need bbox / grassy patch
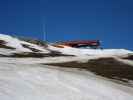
[21,44,42,52]
[123,55,133,60]
[4,52,74,58]
[46,58,133,82]
[19,37,48,47]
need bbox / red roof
[58,40,100,46]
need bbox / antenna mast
[43,24,46,41]
[42,17,47,41]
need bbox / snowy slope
[48,45,133,58]
[0,58,133,100]
[0,34,31,52]
[0,33,133,58]
[0,34,49,55]
[0,34,133,100]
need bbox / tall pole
[42,16,47,41]
[43,23,47,41]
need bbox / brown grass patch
[46,58,133,82]
[123,55,133,60]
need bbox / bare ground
[45,58,133,83]
[123,55,133,60]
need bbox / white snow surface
[48,45,133,57]
[0,34,49,54]
[0,58,133,100]
[0,34,31,52]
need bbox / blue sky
[0,0,133,50]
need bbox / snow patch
[0,59,133,100]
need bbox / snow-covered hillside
[0,58,133,100]
[0,33,133,58]
[0,34,50,56]
[0,33,133,100]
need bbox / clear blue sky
[0,0,133,50]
